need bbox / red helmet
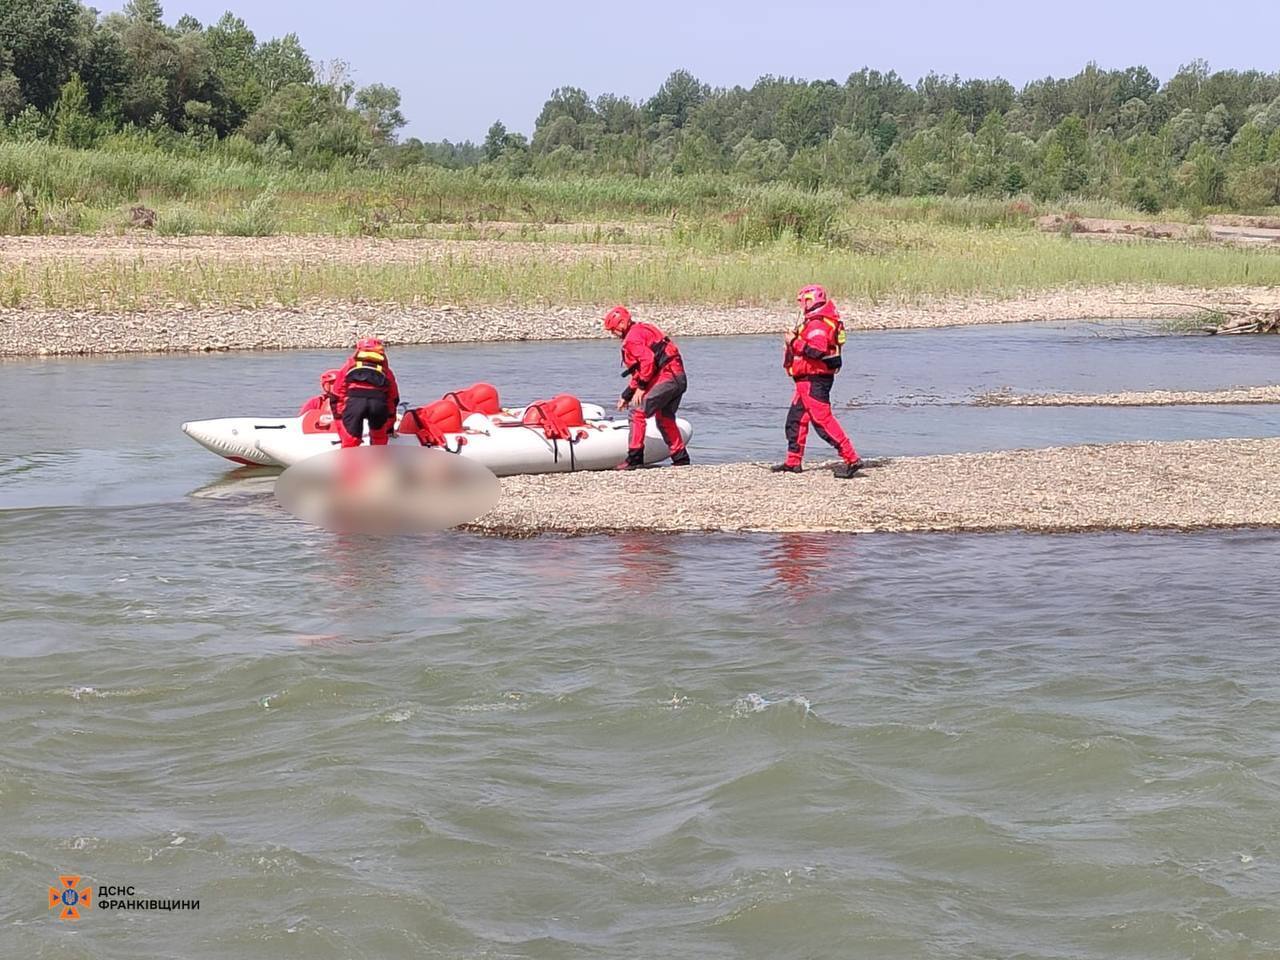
[603,305,632,334]
[354,337,387,363]
[796,284,829,317]
[320,368,340,390]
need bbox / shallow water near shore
[3,321,1280,958]
[3,320,1280,510]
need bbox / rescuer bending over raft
[332,338,401,448]
[772,285,864,479]
[603,306,691,470]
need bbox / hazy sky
[97,0,1280,142]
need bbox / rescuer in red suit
[332,338,400,447]
[603,306,690,470]
[772,285,863,479]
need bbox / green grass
[0,140,1219,243]
[7,231,1280,311]
[2,141,1276,311]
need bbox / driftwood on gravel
[1038,214,1280,246]
[1204,309,1280,335]
[1136,298,1280,334]
[129,205,157,229]
[1169,301,1280,334]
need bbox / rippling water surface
[2,322,1279,958]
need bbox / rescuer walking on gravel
[772,285,863,479]
[603,306,690,470]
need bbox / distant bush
[225,186,279,236]
[156,205,203,236]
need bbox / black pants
[341,392,391,445]
[783,375,857,465]
[625,373,689,464]
[643,373,687,418]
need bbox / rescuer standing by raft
[772,285,864,479]
[603,306,691,470]
[332,338,400,447]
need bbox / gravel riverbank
[468,438,1280,535]
[1037,214,1280,245]
[5,284,1280,357]
[0,234,656,266]
[978,386,1280,406]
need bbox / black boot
[833,459,864,479]
[670,450,691,466]
[614,449,645,471]
[770,463,802,474]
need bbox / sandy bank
[0,234,654,266]
[978,386,1280,407]
[6,284,1280,358]
[1038,215,1280,246]
[467,438,1280,536]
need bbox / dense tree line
[0,0,413,167]
[3,0,1280,211]
[498,64,1280,211]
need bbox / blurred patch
[275,446,499,534]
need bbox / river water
[3,322,1280,958]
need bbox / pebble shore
[978,386,1280,406]
[0,233,657,266]
[5,284,1280,358]
[468,438,1280,535]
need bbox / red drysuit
[782,304,858,467]
[332,355,401,447]
[620,322,687,460]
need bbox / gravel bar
[0,234,655,266]
[468,438,1280,535]
[5,284,1280,357]
[978,386,1280,406]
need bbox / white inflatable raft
[256,410,692,476]
[180,412,414,466]
[181,415,306,466]
[183,406,692,476]
[180,402,602,468]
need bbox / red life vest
[441,382,502,415]
[402,399,463,446]
[785,306,845,379]
[522,394,586,440]
[345,347,391,392]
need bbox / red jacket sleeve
[384,367,400,416]
[298,395,323,416]
[622,327,658,390]
[332,359,354,405]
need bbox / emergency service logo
[48,875,92,920]
[45,876,200,919]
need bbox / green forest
[3,0,1280,216]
